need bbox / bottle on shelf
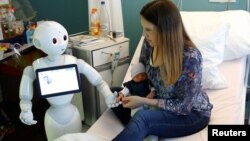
[99,1,110,37]
[90,8,100,37]
[26,21,37,44]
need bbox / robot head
[33,21,68,56]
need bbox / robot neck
[47,55,61,62]
[44,55,65,66]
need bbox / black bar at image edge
[208,125,250,140]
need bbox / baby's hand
[116,92,125,103]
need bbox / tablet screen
[35,64,81,98]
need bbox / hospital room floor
[1,99,91,141]
[82,124,90,132]
[0,98,48,141]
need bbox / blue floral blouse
[139,40,213,117]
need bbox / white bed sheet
[55,38,249,141]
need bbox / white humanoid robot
[19,21,117,141]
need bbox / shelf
[0,43,33,62]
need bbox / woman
[112,0,213,141]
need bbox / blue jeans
[112,109,210,141]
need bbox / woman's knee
[132,110,149,124]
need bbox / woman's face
[141,16,158,47]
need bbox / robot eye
[52,38,57,44]
[63,35,67,41]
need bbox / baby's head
[131,63,147,83]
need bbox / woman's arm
[122,96,158,109]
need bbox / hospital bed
[55,10,250,141]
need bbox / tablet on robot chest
[35,64,81,98]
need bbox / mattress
[205,57,248,125]
[55,44,249,141]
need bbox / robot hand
[95,80,120,108]
[105,92,120,108]
[19,108,37,125]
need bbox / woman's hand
[122,96,145,109]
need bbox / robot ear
[33,38,41,49]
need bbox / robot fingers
[20,117,37,125]
[107,103,119,108]
[107,100,122,108]
[26,120,37,125]
[20,110,37,125]
[105,94,122,108]
[20,116,37,125]
[113,91,118,96]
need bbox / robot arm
[19,66,37,125]
[77,59,118,107]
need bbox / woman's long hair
[140,0,196,86]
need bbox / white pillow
[181,10,250,61]
[181,12,230,89]
[222,10,250,60]
[199,24,230,89]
